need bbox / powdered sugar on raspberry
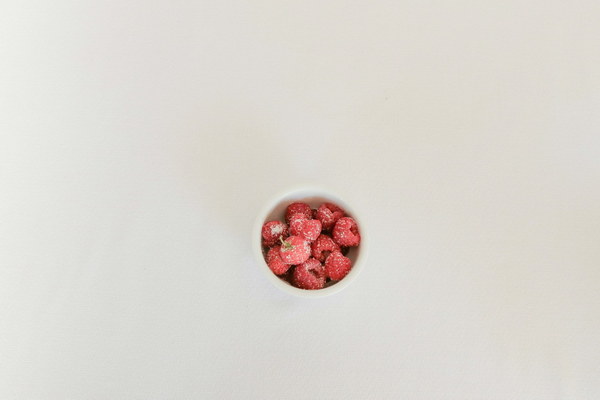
[324,250,352,281]
[316,203,346,231]
[262,220,288,247]
[332,217,360,247]
[261,200,360,289]
[266,245,290,275]
[311,234,341,262]
[270,224,284,236]
[293,257,326,290]
[279,235,311,265]
[289,214,321,242]
[285,202,313,223]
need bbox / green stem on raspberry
[280,235,294,250]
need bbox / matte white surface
[1,1,599,399]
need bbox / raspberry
[266,245,290,275]
[289,214,322,242]
[278,235,311,265]
[332,217,360,247]
[292,258,325,290]
[285,202,313,223]
[262,221,288,247]
[316,203,346,231]
[324,250,352,281]
[311,234,341,262]
[262,200,360,289]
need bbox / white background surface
[1,1,599,399]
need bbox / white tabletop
[1,1,599,399]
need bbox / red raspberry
[285,202,313,223]
[316,203,346,231]
[332,217,360,247]
[324,250,352,281]
[289,214,322,242]
[278,265,294,284]
[261,221,288,247]
[292,258,326,290]
[311,234,341,262]
[266,245,290,275]
[278,235,311,265]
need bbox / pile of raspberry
[261,201,361,290]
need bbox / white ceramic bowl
[252,186,368,298]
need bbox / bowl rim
[252,185,368,298]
